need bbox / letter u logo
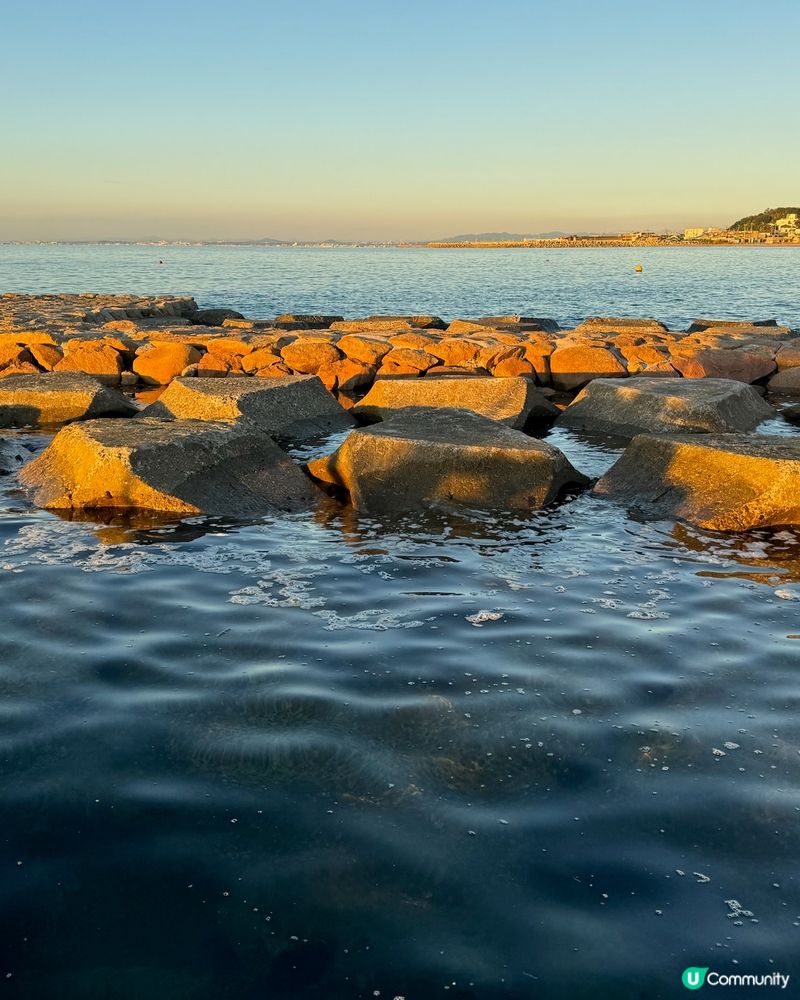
[682,967,709,990]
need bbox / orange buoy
[634,264,643,272]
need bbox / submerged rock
[558,377,774,438]
[307,407,588,513]
[21,418,321,515]
[0,372,136,427]
[0,437,28,474]
[594,434,800,530]
[139,376,354,442]
[352,376,558,429]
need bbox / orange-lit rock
[21,418,320,515]
[595,434,800,530]
[549,344,628,391]
[0,372,136,427]
[133,342,203,385]
[280,339,342,374]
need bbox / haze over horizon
[2,0,798,243]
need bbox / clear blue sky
[1,0,797,241]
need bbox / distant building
[683,228,706,240]
[775,213,798,230]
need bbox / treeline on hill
[728,207,800,231]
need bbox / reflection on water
[2,423,800,999]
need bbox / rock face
[549,345,628,391]
[594,434,800,531]
[133,343,203,385]
[558,377,774,438]
[352,377,558,429]
[670,348,776,383]
[20,418,320,515]
[307,407,588,513]
[0,373,136,427]
[767,368,800,394]
[139,376,354,441]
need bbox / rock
[190,308,245,326]
[549,344,628,391]
[767,368,800,394]
[558,377,773,438]
[491,357,536,378]
[280,339,342,374]
[783,403,800,425]
[0,344,38,372]
[427,338,483,367]
[687,318,780,333]
[594,434,800,531]
[28,343,64,370]
[274,314,344,328]
[669,347,776,382]
[377,348,437,374]
[571,317,668,335]
[0,373,136,427]
[336,335,392,366]
[308,407,587,513]
[0,437,28,475]
[477,316,560,333]
[20,418,320,515]
[330,319,415,334]
[389,332,439,351]
[365,315,447,330]
[316,358,376,395]
[352,376,558,428]
[54,344,124,385]
[775,344,800,370]
[139,376,353,442]
[133,342,203,385]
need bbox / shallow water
[2,247,800,996]
[2,418,800,999]
[1,243,799,329]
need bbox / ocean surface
[1,246,800,999]
[1,242,799,329]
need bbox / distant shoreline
[2,240,799,250]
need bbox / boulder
[0,373,136,427]
[139,376,353,442]
[280,339,342,374]
[594,434,800,531]
[427,338,483,367]
[669,347,776,383]
[336,335,392,366]
[365,314,447,330]
[353,376,558,429]
[54,344,125,385]
[687,318,781,333]
[308,407,588,513]
[477,316,560,333]
[377,348,437,374]
[28,343,64,371]
[20,418,320,516]
[133,342,203,385]
[767,368,800,394]
[274,314,344,329]
[775,344,800,370]
[571,317,668,335]
[190,308,245,326]
[549,344,628,391]
[558,377,773,438]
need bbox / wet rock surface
[0,372,136,427]
[20,417,320,515]
[308,406,588,513]
[558,377,775,438]
[140,376,354,442]
[594,433,800,530]
[353,375,558,428]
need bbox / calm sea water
[1,247,800,998]
[1,243,799,329]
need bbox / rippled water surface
[2,248,800,998]
[1,243,799,328]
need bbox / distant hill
[434,231,572,242]
[729,207,800,232]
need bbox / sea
[0,244,799,999]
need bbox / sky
[1,0,798,242]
